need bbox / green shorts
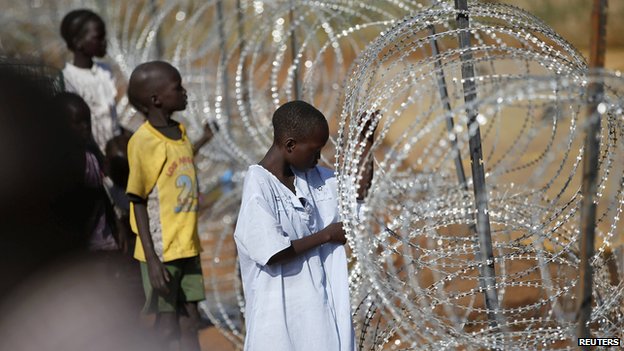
[140,255,205,313]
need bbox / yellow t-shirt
[126,122,201,262]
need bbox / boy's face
[157,67,188,112]
[76,19,107,58]
[286,124,329,171]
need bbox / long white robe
[234,165,354,351]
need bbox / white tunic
[234,165,354,351]
[63,62,120,153]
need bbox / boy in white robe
[234,101,376,351]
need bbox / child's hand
[327,222,347,245]
[203,121,219,140]
[357,110,381,141]
[147,259,171,294]
[193,121,219,154]
[118,231,129,254]
[115,217,131,254]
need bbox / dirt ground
[199,327,237,351]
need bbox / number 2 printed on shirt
[174,174,198,213]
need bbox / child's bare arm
[112,214,131,254]
[356,110,380,200]
[132,198,170,293]
[267,222,346,265]
[192,122,218,155]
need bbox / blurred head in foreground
[0,62,162,351]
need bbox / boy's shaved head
[272,100,328,142]
[127,61,178,113]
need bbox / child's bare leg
[156,311,179,350]
[178,302,201,351]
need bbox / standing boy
[60,9,121,153]
[234,101,376,351]
[54,92,119,251]
[126,61,205,351]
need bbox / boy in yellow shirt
[126,61,207,351]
